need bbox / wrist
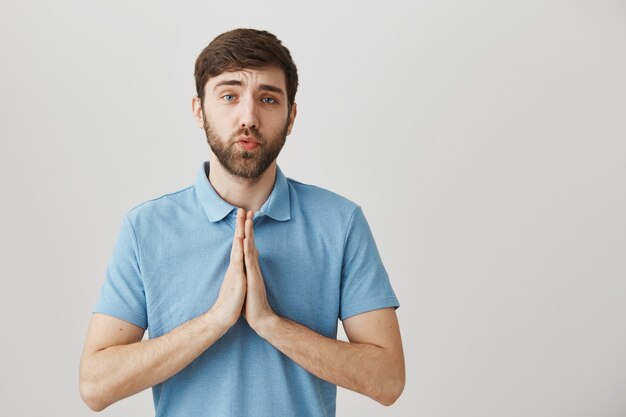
[204,306,235,334]
[254,312,281,340]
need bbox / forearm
[81,309,229,411]
[256,315,400,405]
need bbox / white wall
[1,0,625,416]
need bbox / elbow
[377,381,404,406]
[376,369,405,406]
[79,359,111,412]
[80,380,108,412]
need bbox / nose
[238,94,259,130]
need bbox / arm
[256,307,405,406]
[79,310,230,412]
[240,209,405,406]
[80,209,250,411]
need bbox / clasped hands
[212,208,277,333]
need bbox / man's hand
[241,209,277,331]
[211,208,247,329]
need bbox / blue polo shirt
[93,160,400,417]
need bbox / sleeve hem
[339,296,400,322]
[92,307,148,330]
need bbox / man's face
[195,66,296,179]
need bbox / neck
[207,154,277,213]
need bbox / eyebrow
[212,79,286,97]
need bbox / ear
[286,102,297,136]
[192,96,204,128]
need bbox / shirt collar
[194,160,291,223]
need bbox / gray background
[1,0,625,416]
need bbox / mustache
[231,128,263,144]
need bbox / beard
[203,116,289,179]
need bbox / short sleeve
[93,215,148,329]
[339,206,400,321]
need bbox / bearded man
[79,28,405,417]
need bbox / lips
[235,136,259,144]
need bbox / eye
[222,94,235,102]
[262,97,277,104]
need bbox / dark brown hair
[194,28,299,112]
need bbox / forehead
[207,66,286,91]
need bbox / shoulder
[288,176,358,208]
[124,185,196,227]
[285,176,361,223]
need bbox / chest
[141,220,343,337]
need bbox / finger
[243,233,254,261]
[231,235,244,267]
[245,220,257,260]
[245,210,255,248]
[243,237,257,284]
[243,238,260,278]
[244,215,251,243]
[243,235,250,261]
[243,236,256,283]
[235,208,245,239]
[230,209,245,266]
[249,210,256,242]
